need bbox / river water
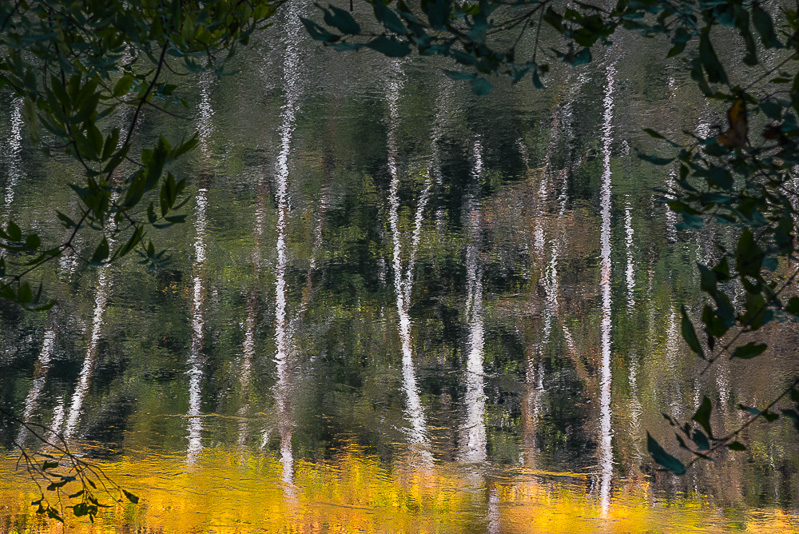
[1,2,799,533]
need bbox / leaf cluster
[0,411,140,523]
[0,0,284,306]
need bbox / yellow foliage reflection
[1,447,796,533]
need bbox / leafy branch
[0,407,139,523]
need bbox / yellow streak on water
[1,448,797,533]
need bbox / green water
[1,2,798,532]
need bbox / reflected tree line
[2,1,799,516]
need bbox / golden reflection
[1,448,796,534]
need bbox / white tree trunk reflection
[386,61,433,462]
[64,223,117,440]
[17,321,56,445]
[598,62,616,516]
[186,183,208,465]
[185,71,214,465]
[2,97,23,238]
[460,139,486,464]
[272,0,304,488]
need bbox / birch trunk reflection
[460,139,486,464]
[385,61,432,462]
[185,70,214,465]
[62,102,136,441]
[64,232,116,440]
[238,160,271,449]
[17,314,57,445]
[2,97,23,241]
[272,0,304,488]
[8,99,58,446]
[521,75,588,469]
[598,61,616,516]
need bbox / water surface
[1,2,799,532]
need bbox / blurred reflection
[185,184,208,464]
[2,97,23,233]
[16,314,56,446]
[624,197,635,312]
[460,140,486,464]
[272,0,305,490]
[386,61,432,462]
[64,245,112,440]
[598,61,616,516]
[186,72,214,464]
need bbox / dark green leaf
[667,27,691,58]
[366,36,411,57]
[569,48,591,66]
[56,212,76,229]
[760,100,782,120]
[122,489,139,504]
[328,42,364,51]
[681,305,705,359]
[643,128,666,139]
[25,233,40,251]
[113,74,134,97]
[781,408,799,431]
[443,70,476,81]
[647,432,686,475]
[323,4,361,35]
[422,0,450,30]
[731,342,767,359]
[785,297,799,316]
[90,238,109,265]
[300,17,339,43]
[691,428,710,450]
[635,149,674,165]
[531,69,544,89]
[7,221,22,242]
[470,77,492,95]
[762,410,779,422]
[741,291,770,331]
[102,129,120,162]
[736,228,764,277]
[46,507,63,522]
[691,396,714,439]
[18,283,33,303]
[699,29,728,85]
[373,1,407,34]
[727,441,746,451]
[752,3,781,48]
[738,403,760,415]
